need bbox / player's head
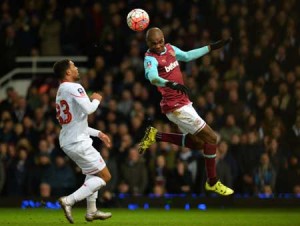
[53,59,79,82]
[146,27,165,55]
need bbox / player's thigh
[166,104,206,134]
[63,141,106,175]
[196,123,218,144]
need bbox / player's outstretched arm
[209,37,233,51]
[165,81,189,96]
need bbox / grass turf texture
[0,208,299,226]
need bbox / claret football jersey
[145,44,191,113]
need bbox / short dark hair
[53,59,70,80]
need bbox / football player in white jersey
[54,59,112,223]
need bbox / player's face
[147,34,165,55]
[68,61,79,81]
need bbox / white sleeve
[87,127,101,137]
[70,84,100,114]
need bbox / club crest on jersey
[164,60,179,72]
[77,88,85,96]
[146,61,152,68]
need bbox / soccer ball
[127,9,150,32]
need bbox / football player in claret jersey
[54,59,112,223]
[139,27,234,196]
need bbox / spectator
[26,153,54,196]
[118,147,148,195]
[13,96,32,122]
[253,153,276,195]
[0,118,15,143]
[166,160,193,194]
[39,182,52,199]
[117,89,133,117]
[149,155,169,192]
[265,138,286,172]
[0,156,5,194]
[219,114,242,143]
[5,147,29,196]
[22,116,39,146]
[235,132,264,194]
[288,117,300,158]
[260,106,284,138]
[216,141,234,189]
[223,89,246,124]
[51,155,76,196]
[276,155,300,194]
[39,12,61,56]
[100,147,118,194]
[0,26,20,75]
[178,148,199,189]
[60,7,83,55]
[0,87,18,114]
[152,184,165,197]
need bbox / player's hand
[99,132,111,148]
[165,81,189,95]
[90,92,102,102]
[210,37,233,50]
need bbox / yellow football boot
[138,126,157,154]
[205,180,234,196]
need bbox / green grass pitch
[0,208,299,226]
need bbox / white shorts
[62,140,106,175]
[166,103,206,135]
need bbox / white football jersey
[55,82,100,147]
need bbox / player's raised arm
[209,37,233,51]
[172,37,232,62]
[72,86,101,114]
[172,45,210,62]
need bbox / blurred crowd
[0,0,300,202]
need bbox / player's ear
[65,68,71,75]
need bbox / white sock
[87,191,98,214]
[66,176,105,206]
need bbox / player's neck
[61,79,72,83]
[61,77,76,83]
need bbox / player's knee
[207,131,218,144]
[197,124,218,144]
[102,172,111,183]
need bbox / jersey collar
[147,46,167,56]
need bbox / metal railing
[0,56,88,98]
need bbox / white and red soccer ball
[127,9,150,32]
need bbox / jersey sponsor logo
[164,60,179,72]
[146,61,152,68]
[77,88,85,96]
